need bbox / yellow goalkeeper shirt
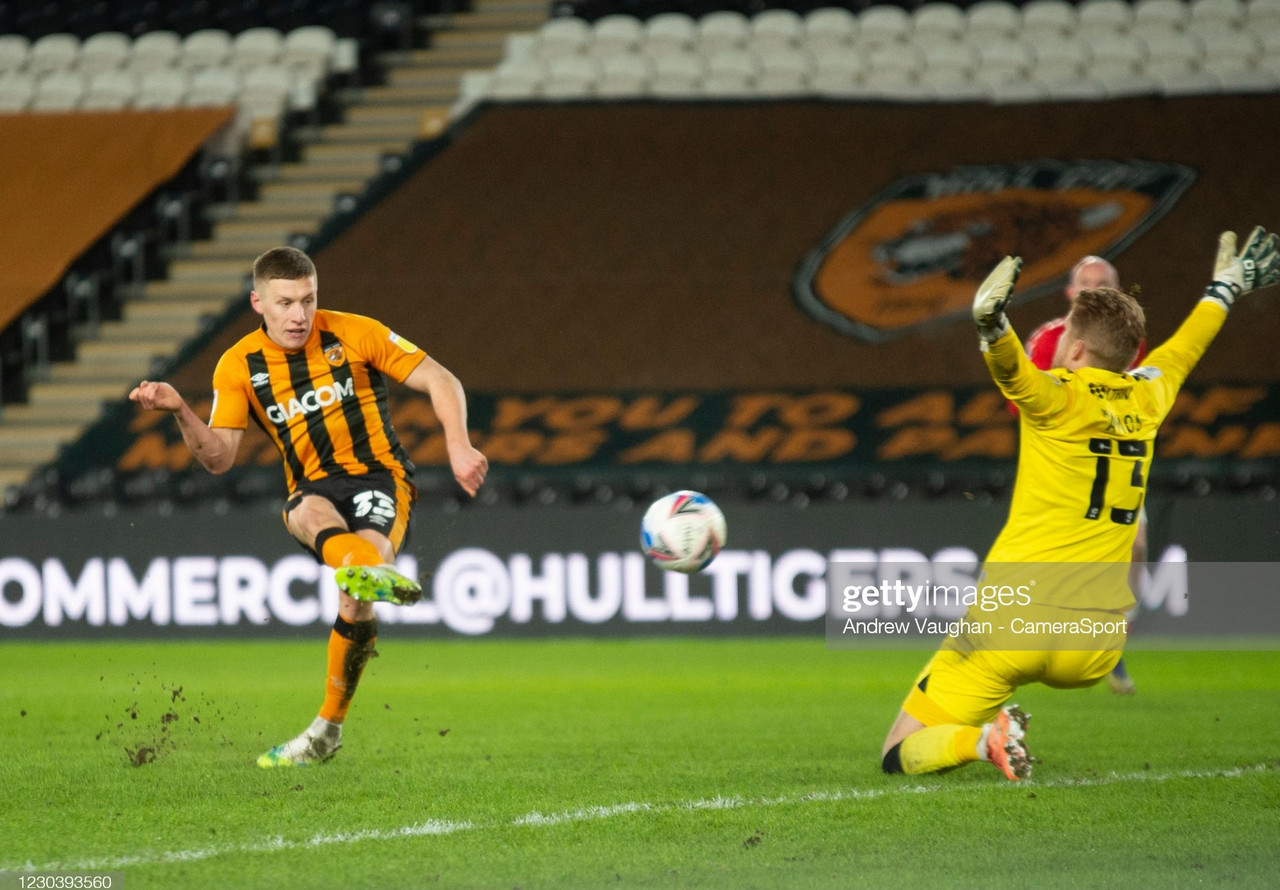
[980,299,1227,608]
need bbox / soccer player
[1019,255,1146,694]
[880,227,1279,781]
[129,246,488,767]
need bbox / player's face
[252,276,318,350]
[1065,260,1118,301]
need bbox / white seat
[1247,0,1280,25]
[1211,65,1280,91]
[180,29,232,70]
[867,43,925,78]
[1047,76,1108,99]
[704,47,758,79]
[966,0,1022,40]
[1099,71,1162,96]
[488,56,544,98]
[804,7,858,49]
[535,17,591,56]
[0,35,29,75]
[648,51,703,96]
[1144,30,1205,65]
[811,43,870,80]
[698,11,750,53]
[592,14,644,55]
[1189,0,1246,27]
[129,31,181,73]
[133,68,187,108]
[1021,0,1079,38]
[0,71,36,111]
[1027,34,1092,81]
[1144,56,1199,79]
[1089,34,1149,74]
[229,27,283,70]
[281,25,336,77]
[917,68,988,101]
[78,32,131,74]
[27,33,80,76]
[922,41,979,77]
[862,70,931,101]
[1157,68,1222,94]
[1201,29,1262,62]
[30,70,84,110]
[1076,0,1135,37]
[184,66,240,106]
[644,13,697,55]
[809,67,865,97]
[751,9,804,50]
[80,69,137,109]
[972,37,1035,81]
[858,5,911,47]
[989,77,1052,102]
[542,54,596,97]
[1133,0,1191,30]
[912,3,967,44]
[239,63,292,118]
[595,52,649,97]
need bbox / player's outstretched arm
[402,357,489,496]
[128,380,242,474]
[972,255,1021,347]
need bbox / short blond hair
[1067,287,1145,372]
[253,246,316,290]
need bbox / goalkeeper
[880,227,1280,781]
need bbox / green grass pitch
[2,637,1277,889]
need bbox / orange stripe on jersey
[209,310,426,491]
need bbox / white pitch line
[7,764,1270,873]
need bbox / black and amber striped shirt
[210,310,425,491]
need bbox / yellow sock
[318,531,383,570]
[318,618,377,723]
[900,725,984,775]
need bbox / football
[640,490,728,574]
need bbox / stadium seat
[0,35,29,74]
[750,9,804,51]
[858,6,911,47]
[30,70,84,111]
[542,54,597,97]
[755,49,811,97]
[281,25,337,78]
[922,40,980,78]
[536,17,591,57]
[1133,0,1192,31]
[698,11,750,54]
[594,52,650,97]
[1143,30,1205,67]
[644,13,697,56]
[648,51,703,96]
[912,3,967,46]
[129,31,182,73]
[591,15,644,56]
[1212,66,1280,91]
[1157,67,1222,94]
[1088,33,1149,75]
[0,71,36,111]
[1020,0,1079,38]
[867,42,925,78]
[701,47,758,95]
[184,66,239,106]
[239,63,292,118]
[27,33,80,76]
[229,27,284,70]
[989,77,1052,102]
[1247,0,1280,26]
[1098,71,1162,96]
[179,29,232,70]
[811,42,869,82]
[966,0,1022,41]
[1200,29,1262,66]
[81,69,138,109]
[1189,0,1246,27]
[918,67,988,101]
[972,37,1034,85]
[488,57,544,99]
[133,68,188,108]
[1076,0,1135,37]
[1046,76,1108,99]
[1026,33,1092,82]
[78,31,131,74]
[804,7,858,49]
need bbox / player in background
[129,246,488,768]
[880,227,1279,781]
[1018,256,1145,694]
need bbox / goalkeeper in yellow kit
[880,227,1280,781]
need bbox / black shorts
[284,472,417,561]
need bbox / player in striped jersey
[130,247,488,767]
[879,227,1279,781]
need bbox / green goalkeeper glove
[973,255,1022,345]
[1204,226,1280,309]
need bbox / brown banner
[0,108,234,331]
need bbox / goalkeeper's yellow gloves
[1203,226,1280,309]
[973,255,1022,347]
